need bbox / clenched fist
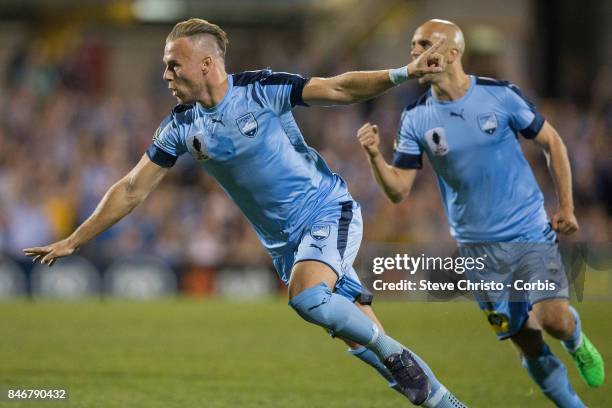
[357,122,381,158]
[551,207,579,235]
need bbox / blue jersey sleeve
[146,111,188,168]
[257,71,310,115]
[504,83,545,139]
[392,110,423,169]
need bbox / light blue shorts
[272,199,373,305]
[458,241,569,340]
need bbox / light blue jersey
[147,69,371,303]
[147,70,351,255]
[393,75,552,243]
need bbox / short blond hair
[166,18,229,59]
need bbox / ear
[446,49,460,65]
[201,56,212,75]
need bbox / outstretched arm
[24,154,169,265]
[302,39,445,106]
[357,123,418,203]
[531,121,579,234]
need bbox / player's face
[411,28,447,84]
[163,38,206,104]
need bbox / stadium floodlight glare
[133,0,187,22]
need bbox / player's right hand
[357,122,381,158]
[23,238,77,267]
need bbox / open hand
[23,238,77,267]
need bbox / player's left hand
[551,207,579,235]
[407,38,446,79]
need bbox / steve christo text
[372,279,557,292]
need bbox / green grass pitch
[0,299,609,407]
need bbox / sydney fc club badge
[310,224,330,241]
[236,112,258,137]
[478,112,498,134]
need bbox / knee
[289,283,334,327]
[538,307,575,339]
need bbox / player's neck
[431,71,470,102]
[197,69,229,109]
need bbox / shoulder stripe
[475,76,510,87]
[476,76,545,138]
[232,69,309,107]
[476,76,534,106]
[404,89,430,111]
[232,69,272,86]
[476,76,539,110]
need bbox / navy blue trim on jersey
[146,144,177,168]
[520,112,545,139]
[476,76,545,138]
[392,151,423,169]
[405,89,430,111]
[475,76,506,87]
[233,69,270,86]
[172,103,195,114]
[337,201,353,259]
[232,69,310,107]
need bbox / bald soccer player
[357,19,604,408]
[24,18,468,407]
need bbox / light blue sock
[562,306,582,352]
[522,343,585,408]
[366,330,404,360]
[349,346,468,408]
[289,283,379,346]
[348,347,398,388]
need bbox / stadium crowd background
[0,0,610,297]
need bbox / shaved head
[185,34,224,60]
[410,19,466,85]
[416,19,465,54]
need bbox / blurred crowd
[1,26,610,276]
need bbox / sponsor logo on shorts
[309,243,326,254]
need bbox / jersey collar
[430,75,476,107]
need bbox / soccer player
[24,19,467,407]
[357,19,604,408]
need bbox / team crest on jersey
[478,112,498,134]
[424,127,449,156]
[187,133,210,161]
[310,224,330,241]
[236,112,258,137]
